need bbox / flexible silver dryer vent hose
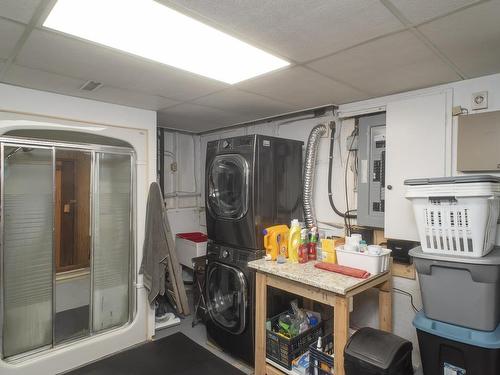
[303,124,327,228]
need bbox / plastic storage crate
[175,232,207,268]
[308,334,334,375]
[405,175,500,258]
[413,312,500,375]
[336,245,392,275]
[266,312,323,370]
[410,246,500,331]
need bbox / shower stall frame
[0,135,137,362]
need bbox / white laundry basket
[405,176,500,258]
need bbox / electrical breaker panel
[357,113,386,228]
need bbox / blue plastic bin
[413,312,500,375]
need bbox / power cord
[327,120,357,220]
[393,287,421,313]
[344,126,359,235]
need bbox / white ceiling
[0,0,499,132]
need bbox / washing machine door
[207,154,249,220]
[206,262,247,334]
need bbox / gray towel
[140,182,168,304]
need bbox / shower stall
[0,133,135,360]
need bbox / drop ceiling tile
[16,29,228,101]
[158,103,250,132]
[0,0,42,23]
[87,87,179,111]
[388,0,480,24]
[192,89,298,118]
[166,0,404,62]
[418,1,500,78]
[3,64,179,110]
[0,19,25,59]
[237,66,369,107]
[307,31,461,96]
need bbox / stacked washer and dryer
[204,134,303,365]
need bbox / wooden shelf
[391,262,415,280]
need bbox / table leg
[255,272,267,375]
[379,279,392,332]
[334,296,349,375]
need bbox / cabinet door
[385,92,447,240]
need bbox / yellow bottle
[288,219,301,263]
[263,225,289,261]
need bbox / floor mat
[65,332,246,375]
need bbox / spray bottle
[298,229,309,264]
[308,227,318,261]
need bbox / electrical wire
[393,287,421,313]
[327,121,357,221]
[344,127,359,235]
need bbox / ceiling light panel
[43,0,289,84]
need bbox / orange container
[263,225,289,261]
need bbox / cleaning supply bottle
[359,240,368,253]
[288,219,301,263]
[314,336,322,375]
[298,229,309,263]
[263,225,289,261]
[308,227,318,261]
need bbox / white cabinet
[384,92,448,240]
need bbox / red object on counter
[314,262,371,279]
[308,241,317,260]
[298,243,308,263]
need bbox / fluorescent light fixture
[43,0,290,84]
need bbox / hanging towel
[140,183,169,304]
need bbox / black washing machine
[205,242,264,365]
[205,134,303,250]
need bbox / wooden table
[248,260,392,375]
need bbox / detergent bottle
[263,225,289,261]
[298,229,309,263]
[288,219,301,263]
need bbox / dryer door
[206,262,247,334]
[207,154,249,220]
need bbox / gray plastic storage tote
[410,246,500,331]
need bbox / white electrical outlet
[471,91,488,110]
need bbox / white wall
[161,130,203,238]
[0,83,156,374]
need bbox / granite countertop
[248,258,388,295]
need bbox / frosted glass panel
[93,153,131,332]
[2,146,53,357]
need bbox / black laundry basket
[344,327,413,375]
[266,311,323,370]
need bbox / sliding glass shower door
[92,153,132,332]
[1,137,134,360]
[2,145,54,357]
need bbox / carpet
[65,332,246,375]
